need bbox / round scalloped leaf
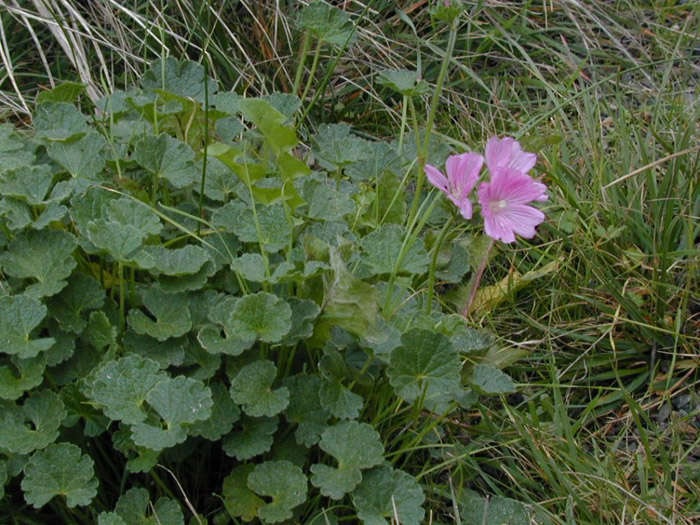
[297,2,356,47]
[376,68,429,97]
[351,465,425,525]
[222,416,278,461]
[146,245,210,276]
[232,203,292,253]
[319,380,363,420]
[0,164,53,205]
[21,442,97,508]
[230,360,289,417]
[0,295,54,359]
[469,364,517,395]
[0,389,66,454]
[106,198,163,238]
[0,229,77,298]
[141,57,217,103]
[34,102,89,142]
[229,292,292,343]
[282,374,329,447]
[49,274,105,334]
[387,329,462,413]
[360,224,429,276]
[131,375,212,451]
[190,381,240,441]
[223,464,264,522]
[0,355,47,400]
[46,131,107,179]
[113,486,185,525]
[310,421,384,499]
[83,354,167,424]
[128,288,192,341]
[133,133,199,189]
[247,461,307,524]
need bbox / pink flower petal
[500,203,545,239]
[445,152,483,199]
[490,168,547,204]
[424,164,449,194]
[448,194,474,219]
[485,136,537,174]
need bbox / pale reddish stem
[462,238,495,317]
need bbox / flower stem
[300,38,324,104]
[293,31,311,95]
[462,238,495,317]
[407,18,460,227]
[425,215,454,314]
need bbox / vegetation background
[0,0,698,523]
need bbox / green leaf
[21,443,97,508]
[0,390,66,454]
[319,380,363,420]
[49,274,105,333]
[83,354,167,424]
[147,245,210,276]
[34,102,89,142]
[198,156,243,201]
[85,219,146,263]
[114,487,185,525]
[230,360,289,417]
[0,124,36,171]
[469,364,517,395]
[83,311,117,353]
[190,381,240,441]
[351,465,425,525]
[0,295,54,359]
[142,57,217,103]
[123,331,185,369]
[128,288,192,341]
[197,324,254,356]
[232,203,292,253]
[283,374,329,447]
[98,513,127,525]
[131,376,213,451]
[435,241,470,283]
[37,82,87,103]
[61,383,110,437]
[0,460,7,500]
[248,461,307,523]
[345,142,401,182]
[387,329,462,413]
[47,132,107,179]
[0,229,77,298]
[312,123,370,171]
[459,490,532,525]
[310,420,384,499]
[222,416,278,461]
[106,198,162,238]
[297,1,356,47]
[314,249,378,343]
[223,465,264,522]
[133,134,199,188]
[361,224,429,276]
[0,165,53,205]
[238,98,298,155]
[377,69,429,97]
[157,260,216,293]
[300,174,355,221]
[282,299,320,345]
[0,355,47,400]
[229,292,291,343]
[32,201,68,230]
[230,253,267,282]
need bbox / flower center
[490,199,508,212]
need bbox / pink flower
[485,136,537,174]
[477,167,548,243]
[425,152,483,219]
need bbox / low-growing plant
[0,3,555,523]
